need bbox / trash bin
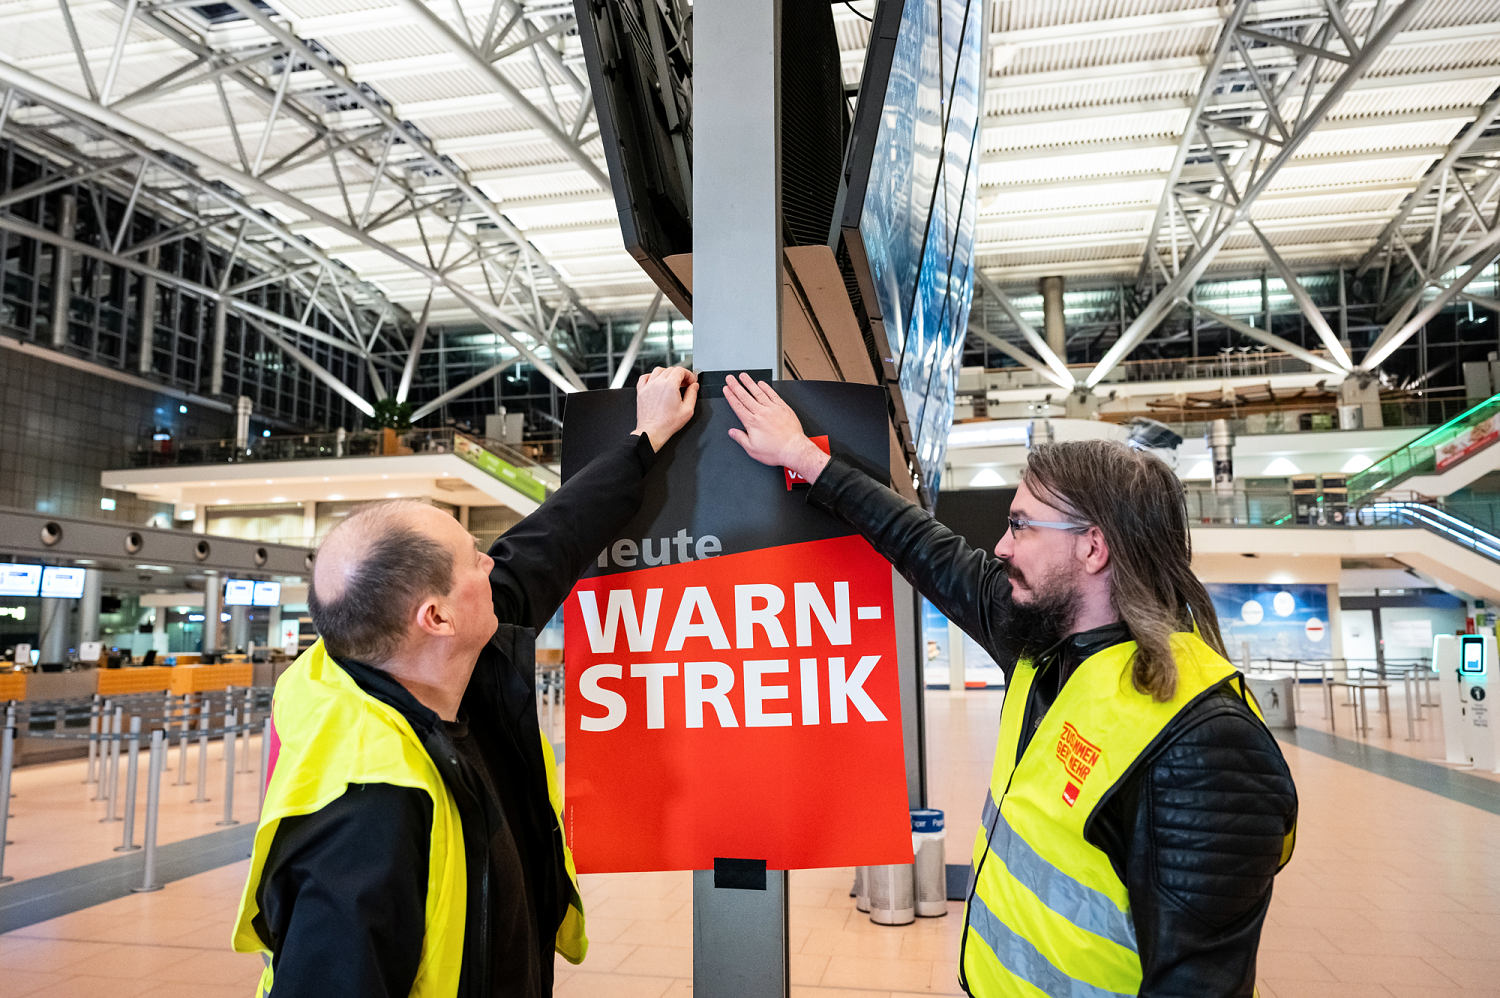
[852,866,870,912]
[866,861,914,926]
[912,809,946,917]
[1245,674,1296,729]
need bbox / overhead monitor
[224,579,255,606]
[0,563,43,597]
[40,566,87,599]
[252,581,282,607]
[839,0,985,502]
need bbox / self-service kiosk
[1433,633,1499,771]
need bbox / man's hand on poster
[724,373,832,484]
[632,366,700,452]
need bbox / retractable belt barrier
[0,687,274,888]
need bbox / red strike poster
[560,380,913,873]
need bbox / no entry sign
[561,381,913,873]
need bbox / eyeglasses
[1006,513,1091,535]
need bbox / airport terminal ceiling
[0,0,1498,454]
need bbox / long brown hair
[1022,440,1225,701]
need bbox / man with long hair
[724,373,1297,998]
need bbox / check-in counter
[28,670,97,701]
[170,663,254,695]
[96,666,175,696]
[0,672,25,701]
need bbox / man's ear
[1077,525,1111,576]
[414,596,456,638]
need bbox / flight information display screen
[842,0,984,500]
[0,563,42,597]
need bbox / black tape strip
[696,369,774,399]
[713,857,768,891]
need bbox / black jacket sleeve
[1090,688,1298,998]
[487,432,657,629]
[806,455,1015,679]
[254,783,433,998]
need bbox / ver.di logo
[1056,722,1102,807]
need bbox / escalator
[1346,391,1500,502]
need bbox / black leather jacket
[807,457,1297,998]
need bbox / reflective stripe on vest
[980,791,1136,954]
[961,632,1273,998]
[965,889,1136,998]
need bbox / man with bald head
[232,367,699,998]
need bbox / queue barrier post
[175,693,193,786]
[218,708,239,827]
[103,706,123,822]
[0,724,14,883]
[85,694,101,785]
[193,700,211,804]
[132,728,165,894]
[240,688,254,773]
[2,703,14,804]
[115,715,143,852]
[91,699,113,801]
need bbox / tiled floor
[2,681,1499,997]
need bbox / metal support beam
[223,0,597,326]
[210,299,228,396]
[1247,222,1354,370]
[410,357,522,422]
[1360,224,1500,370]
[1086,0,1427,388]
[610,290,663,390]
[250,320,376,417]
[137,244,158,376]
[1355,87,1500,276]
[0,62,579,395]
[1187,304,1348,376]
[976,271,1074,386]
[397,291,435,403]
[49,193,75,348]
[388,0,610,191]
[968,318,1074,389]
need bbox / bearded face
[991,557,1084,668]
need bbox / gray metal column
[202,576,222,654]
[39,598,70,664]
[137,245,158,375]
[229,605,250,653]
[50,194,76,347]
[691,0,788,995]
[210,300,228,396]
[152,606,168,653]
[78,568,102,645]
[39,600,69,660]
[1040,275,1066,361]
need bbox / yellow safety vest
[959,632,1292,997]
[231,640,587,997]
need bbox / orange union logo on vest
[1056,721,1101,807]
